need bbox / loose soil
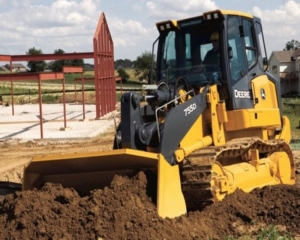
[0,125,300,239]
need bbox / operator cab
[155,16,224,89]
[154,10,269,110]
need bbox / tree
[284,39,300,51]
[50,49,84,72]
[68,58,84,67]
[26,47,46,72]
[115,58,133,69]
[117,68,130,83]
[51,49,66,72]
[134,51,156,82]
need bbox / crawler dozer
[23,9,295,218]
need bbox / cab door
[227,15,259,110]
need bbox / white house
[269,50,300,96]
[4,63,27,72]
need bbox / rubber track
[180,137,294,211]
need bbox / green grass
[0,85,77,96]
[257,225,292,240]
[0,85,28,95]
[115,68,140,82]
[221,224,293,240]
[88,69,139,82]
[43,73,95,85]
[41,94,60,103]
[282,98,300,139]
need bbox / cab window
[242,19,257,69]
[227,16,247,82]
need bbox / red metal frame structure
[0,12,117,138]
[0,68,84,139]
[93,13,116,119]
[0,53,93,117]
[0,72,64,139]
[0,12,116,118]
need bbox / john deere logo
[260,88,266,100]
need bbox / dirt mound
[0,172,300,239]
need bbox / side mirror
[263,57,268,66]
[228,46,233,59]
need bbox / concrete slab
[0,103,117,140]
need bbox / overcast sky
[0,0,299,62]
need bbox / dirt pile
[0,172,300,240]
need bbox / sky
[0,0,299,63]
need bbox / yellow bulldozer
[23,9,295,218]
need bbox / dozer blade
[23,149,187,218]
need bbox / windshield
[157,17,224,88]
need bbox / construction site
[0,10,300,239]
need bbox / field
[1,70,300,139]
[0,69,142,104]
[283,98,300,139]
